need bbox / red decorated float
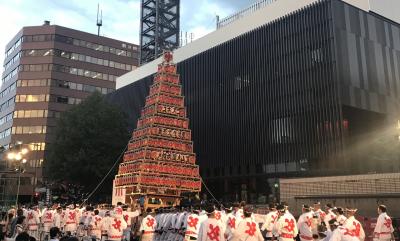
[112,51,201,208]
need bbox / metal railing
[217,0,278,29]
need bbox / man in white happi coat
[198,206,224,241]
[335,207,347,226]
[64,204,78,235]
[27,206,41,240]
[373,205,394,241]
[107,207,128,241]
[342,208,365,241]
[313,202,326,227]
[231,206,263,241]
[90,209,103,240]
[323,204,337,232]
[100,210,113,241]
[273,204,298,241]
[122,206,140,241]
[41,206,55,234]
[184,207,205,241]
[224,206,237,241]
[261,204,279,241]
[53,207,64,230]
[329,221,359,241]
[297,205,314,241]
[140,208,157,241]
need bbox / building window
[12,125,51,135]
[19,64,117,82]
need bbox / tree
[46,92,130,201]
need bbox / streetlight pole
[30,143,40,203]
[16,170,21,207]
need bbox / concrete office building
[0,22,139,203]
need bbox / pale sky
[0,0,258,67]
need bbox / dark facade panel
[110,0,344,202]
[332,0,400,176]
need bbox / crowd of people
[0,201,395,241]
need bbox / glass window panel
[103,60,109,66]
[78,55,85,61]
[37,110,44,117]
[77,83,83,91]
[25,110,31,118]
[34,65,42,71]
[44,110,48,117]
[78,69,84,76]
[73,39,80,46]
[61,51,70,58]
[85,56,91,62]
[70,68,77,75]
[16,127,22,134]
[71,53,79,60]
[69,82,77,89]
[31,110,38,118]
[22,126,29,133]
[38,95,44,102]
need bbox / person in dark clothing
[15,232,30,241]
[9,209,24,238]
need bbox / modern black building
[109,0,400,203]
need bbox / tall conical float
[112,51,201,208]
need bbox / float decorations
[112,51,201,205]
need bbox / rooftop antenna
[96,3,103,36]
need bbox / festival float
[112,51,201,208]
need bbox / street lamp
[6,142,29,206]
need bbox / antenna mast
[96,3,103,36]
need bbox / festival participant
[185,207,201,241]
[64,205,78,235]
[100,210,113,241]
[313,202,326,226]
[41,206,55,238]
[26,205,40,240]
[343,208,365,241]
[139,208,156,241]
[224,206,237,241]
[175,207,189,241]
[297,205,314,241]
[89,209,102,240]
[198,205,224,241]
[335,208,347,226]
[122,205,140,241]
[329,220,359,241]
[53,207,63,231]
[274,204,298,241]
[373,205,394,241]
[231,206,263,241]
[106,207,127,241]
[323,204,337,231]
[261,203,279,240]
